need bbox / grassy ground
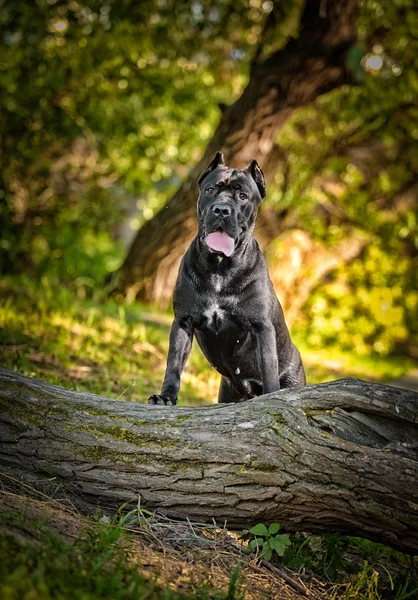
[0,489,244,600]
[1,275,417,599]
[1,486,417,600]
[0,275,414,406]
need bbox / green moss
[269,422,287,438]
[72,444,139,464]
[71,423,178,448]
[67,403,153,426]
[242,462,277,473]
[0,397,44,427]
[71,403,115,417]
[73,443,186,466]
[268,411,287,424]
[134,419,150,426]
[103,424,177,447]
[304,408,333,418]
[0,392,71,430]
[165,462,194,472]
[173,414,191,423]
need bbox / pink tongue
[206,231,235,257]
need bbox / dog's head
[197,152,266,257]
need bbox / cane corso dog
[148,152,305,405]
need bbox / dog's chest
[199,274,235,333]
[212,274,222,293]
[203,302,226,332]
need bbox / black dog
[148,152,305,405]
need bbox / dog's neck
[194,235,258,275]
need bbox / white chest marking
[204,303,224,326]
[213,275,222,292]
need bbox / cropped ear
[198,151,225,186]
[245,159,266,199]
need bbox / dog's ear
[198,152,225,186]
[245,159,266,200]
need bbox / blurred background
[1,0,417,404]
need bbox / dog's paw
[148,394,178,406]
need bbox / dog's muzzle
[201,200,240,257]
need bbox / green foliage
[348,537,418,600]
[281,533,317,571]
[244,522,291,562]
[304,243,418,356]
[2,503,416,600]
[225,563,243,600]
[333,559,418,600]
[270,0,418,357]
[0,527,176,600]
[0,514,244,600]
[280,533,350,579]
[279,532,418,599]
[0,0,272,278]
[320,533,350,580]
[0,275,222,404]
[334,563,382,600]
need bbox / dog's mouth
[205,227,235,257]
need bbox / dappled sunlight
[0,277,224,405]
[181,369,221,405]
[1,276,414,407]
[49,313,97,339]
[132,340,165,360]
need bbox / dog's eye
[239,193,248,201]
[207,188,215,195]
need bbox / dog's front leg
[148,317,193,406]
[255,323,280,394]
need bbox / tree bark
[114,0,358,306]
[1,366,417,554]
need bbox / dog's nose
[212,203,231,218]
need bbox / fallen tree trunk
[1,367,417,554]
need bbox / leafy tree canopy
[1,0,417,356]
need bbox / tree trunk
[114,0,358,306]
[1,366,417,554]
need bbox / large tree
[115,0,358,305]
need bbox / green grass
[295,331,416,384]
[278,531,418,599]
[0,275,414,407]
[0,275,220,405]
[0,512,243,600]
[1,500,416,600]
[0,528,174,600]
[332,561,418,600]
